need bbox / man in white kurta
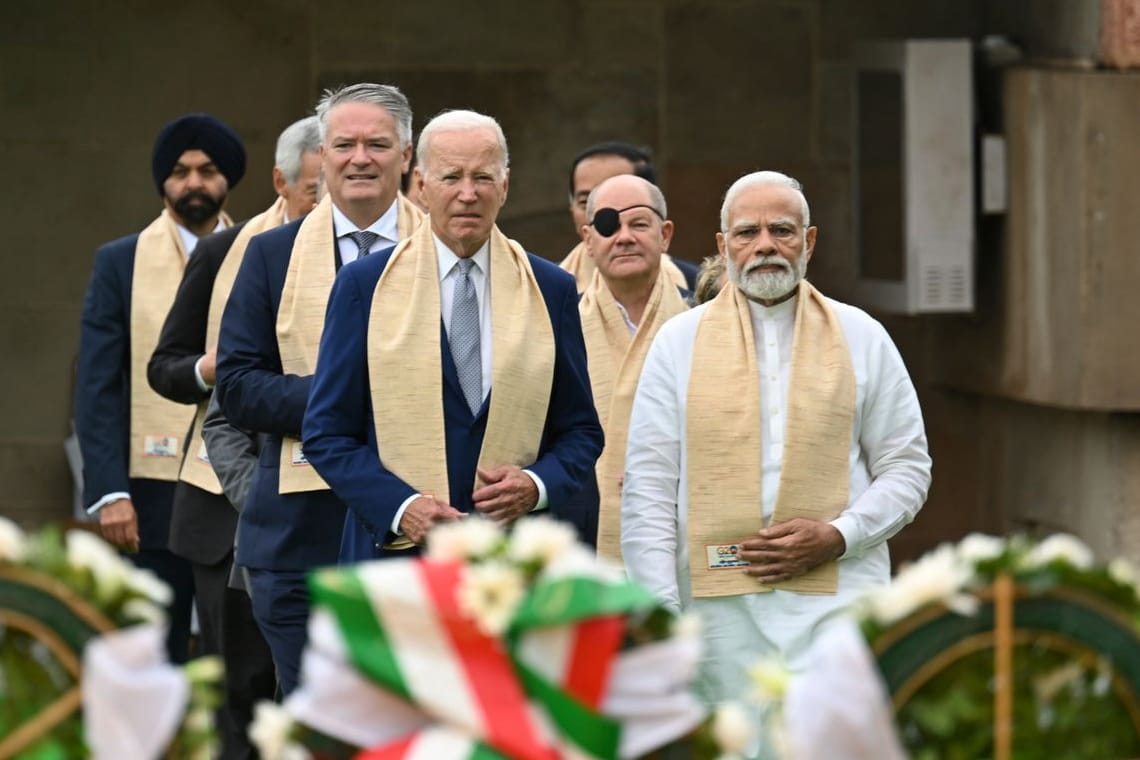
[621,171,931,707]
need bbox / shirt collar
[613,300,639,335]
[175,217,224,257]
[331,197,400,243]
[746,289,799,324]
[434,235,491,281]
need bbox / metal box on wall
[851,39,975,314]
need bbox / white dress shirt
[332,198,400,266]
[621,291,931,702]
[388,235,548,534]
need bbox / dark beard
[172,190,224,226]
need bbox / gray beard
[727,254,805,301]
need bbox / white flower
[0,516,27,563]
[748,657,791,703]
[66,529,130,602]
[457,560,526,636]
[867,543,976,626]
[122,597,167,626]
[280,744,313,760]
[956,533,1006,566]
[673,612,703,641]
[184,706,213,732]
[426,518,503,563]
[541,544,621,582]
[1109,558,1138,588]
[1023,533,1095,570]
[125,566,174,606]
[184,655,224,684]
[249,701,296,760]
[508,517,577,567]
[711,701,756,756]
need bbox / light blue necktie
[349,230,379,259]
[450,258,482,414]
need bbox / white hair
[274,116,320,183]
[719,170,811,232]
[416,109,509,176]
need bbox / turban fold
[151,113,246,195]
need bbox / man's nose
[752,229,777,254]
[457,178,478,201]
[350,142,370,164]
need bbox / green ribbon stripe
[308,569,413,701]
[516,662,622,760]
[511,576,661,630]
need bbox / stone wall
[5,0,1134,567]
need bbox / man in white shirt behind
[621,170,932,710]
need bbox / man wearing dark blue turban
[75,112,246,664]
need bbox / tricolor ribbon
[300,556,696,760]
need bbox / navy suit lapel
[440,321,464,400]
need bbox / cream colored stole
[686,281,855,597]
[179,197,287,494]
[129,210,232,480]
[561,240,690,292]
[276,194,425,493]
[581,269,689,561]
[368,221,555,549]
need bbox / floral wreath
[0,517,220,759]
[712,532,1140,760]
[248,516,738,760]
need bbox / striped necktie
[449,258,482,414]
[350,230,379,259]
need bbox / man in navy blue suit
[214,83,421,695]
[75,113,246,663]
[303,109,603,561]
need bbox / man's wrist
[522,470,547,511]
[87,492,131,515]
[391,494,420,535]
[193,355,213,392]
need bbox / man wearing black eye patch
[578,174,690,559]
[559,141,699,292]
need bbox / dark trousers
[193,554,277,759]
[247,569,311,696]
[221,585,277,759]
[129,548,194,664]
[191,556,229,657]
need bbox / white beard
[727,253,807,301]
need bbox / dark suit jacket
[215,220,347,572]
[146,223,247,566]
[672,256,700,291]
[302,244,605,563]
[75,232,177,549]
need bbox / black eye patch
[590,204,664,237]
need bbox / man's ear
[272,167,287,197]
[804,225,818,262]
[660,220,675,253]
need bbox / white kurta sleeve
[622,329,685,613]
[831,321,932,559]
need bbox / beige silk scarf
[180,197,287,494]
[368,221,555,549]
[686,280,854,597]
[129,209,232,480]
[276,194,424,493]
[581,268,689,561]
[561,240,689,293]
